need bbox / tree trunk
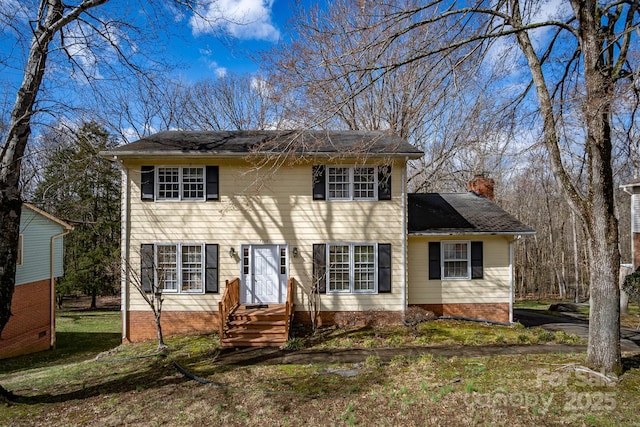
[513,0,622,374]
[0,199,21,334]
[575,0,622,375]
[0,0,64,336]
[154,314,166,350]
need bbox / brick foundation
[0,279,52,359]
[293,311,403,328]
[126,304,510,342]
[409,303,510,323]
[126,311,220,342]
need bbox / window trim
[17,234,23,266]
[155,166,205,201]
[326,242,378,294]
[326,166,378,201]
[154,243,206,294]
[441,240,471,280]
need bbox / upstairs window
[141,166,218,202]
[327,166,377,200]
[313,165,391,201]
[157,167,203,201]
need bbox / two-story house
[103,130,533,346]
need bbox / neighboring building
[0,203,72,359]
[102,130,533,345]
[621,178,640,270]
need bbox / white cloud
[214,65,228,78]
[189,0,280,42]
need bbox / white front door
[241,244,287,304]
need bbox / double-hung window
[155,244,204,293]
[442,241,470,279]
[156,167,204,201]
[327,243,377,293]
[327,166,377,200]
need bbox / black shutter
[205,244,219,293]
[428,242,441,280]
[312,165,326,200]
[141,166,154,201]
[378,165,392,200]
[378,243,391,293]
[206,166,219,200]
[313,244,326,293]
[140,244,154,293]
[471,241,483,279]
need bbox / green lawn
[0,310,121,375]
[2,309,639,426]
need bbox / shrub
[535,329,555,343]
[283,337,306,350]
[365,355,384,369]
[404,306,437,326]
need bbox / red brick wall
[410,303,510,323]
[126,303,509,342]
[0,279,51,359]
[294,311,403,328]
[126,311,220,342]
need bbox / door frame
[240,243,289,304]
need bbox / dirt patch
[57,295,120,312]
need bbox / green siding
[15,206,66,286]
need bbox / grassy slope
[1,306,639,426]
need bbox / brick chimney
[467,174,495,201]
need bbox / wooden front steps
[221,304,290,347]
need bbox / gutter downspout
[402,157,408,322]
[509,235,521,324]
[120,160,131,343]
[50,227,72,349]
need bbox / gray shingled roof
[103,130,424,158]
[408,193,534,235]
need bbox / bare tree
[268,0,637,376]
[128,248,167,351]
[0,0,226,400]
[265,0,522,195]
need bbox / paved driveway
[514,309,640,352]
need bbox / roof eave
[408,230,536,236]
[22,203,73,231]
[100,150,424,160]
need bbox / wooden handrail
[218,278,240,338]
[285,277,296,337]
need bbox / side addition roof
[22,203,73,231]
[101,130,424,159]
[408,193,535,236]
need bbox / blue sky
[167,0,313,82]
